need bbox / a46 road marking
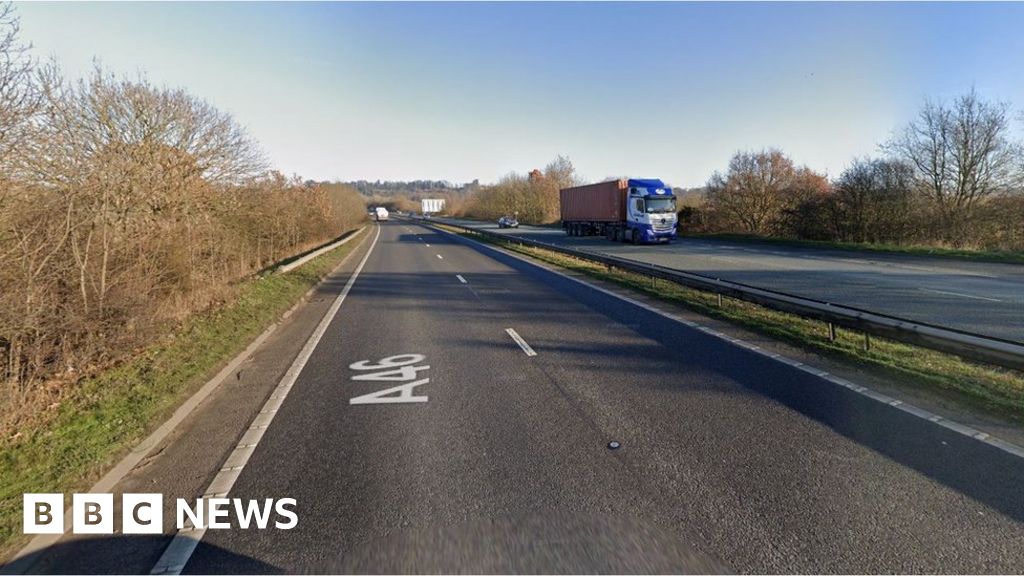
[348,354,429,405]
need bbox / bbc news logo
[24,494,297,534]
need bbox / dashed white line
[437,254,443,260]
[919,287,1002,302]
[149,225,383,576]
[505,328,537,357]
[425,243,431,247]
[456,274,467,283]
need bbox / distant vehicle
[374,207,389,221]
[497,215,519,229]
[421,198,445,214]
[560,178,677,244]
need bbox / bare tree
[833,158,916,243]
[0,1,38,172]
[886,89,1021,242]
[462,155,578,225]
[1,51,364,402]
[705,149,802,234]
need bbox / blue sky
[14,2,1024,187]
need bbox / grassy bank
[680,232,1024,265]
[0,227,367,559]
[441,225,1024,421]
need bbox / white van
[374,207,389,221]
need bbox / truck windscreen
[645,197,676,214]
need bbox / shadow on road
[1,535,281,575]
[439,228,1024,527]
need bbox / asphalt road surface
[439,217,1024,343]
[11,220,1024,574]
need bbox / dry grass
[0,228,366,559]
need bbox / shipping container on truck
[560,178,678,244]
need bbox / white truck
[374,207,389,221]
[421,198,445,215]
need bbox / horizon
[14,1,1024,188]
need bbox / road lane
[438,218,1024,343]
[180,221,1024,573]
[185,221,718,573]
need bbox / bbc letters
[24,494,297,534]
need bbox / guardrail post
[828,322,836,342]
[863,332,871,351]
[717,293,723,307]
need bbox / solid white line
[437,254,443,260]
[149,225,382,576]
[456,274,467,283]
[5,231,375,575]
[919,287,1002,302]
[505,328,537,357]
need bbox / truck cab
[625,179,677,244]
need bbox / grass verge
[441,225,1024,421]
[0,227,367,559]
[680,232,1024,265]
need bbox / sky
[13,1,1024,188]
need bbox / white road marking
[919,287,1002,302]
[505,328,537,356]
[7,229,375,574]
[350,378,430,404]
[456,274,467,283]
[425,243,431,247]
[149,225,383,576]
[437,254,443,259]
[349,354,430,405]
[429,223,1024,462]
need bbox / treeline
[462,156,578,224]
[0,4,365,401]
[349,179,481,218]
[689,90,1024,250]
[364,190,470,216]
[346,179,480,197]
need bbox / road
[10,220,1024,574]
[439,217,1024,343]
